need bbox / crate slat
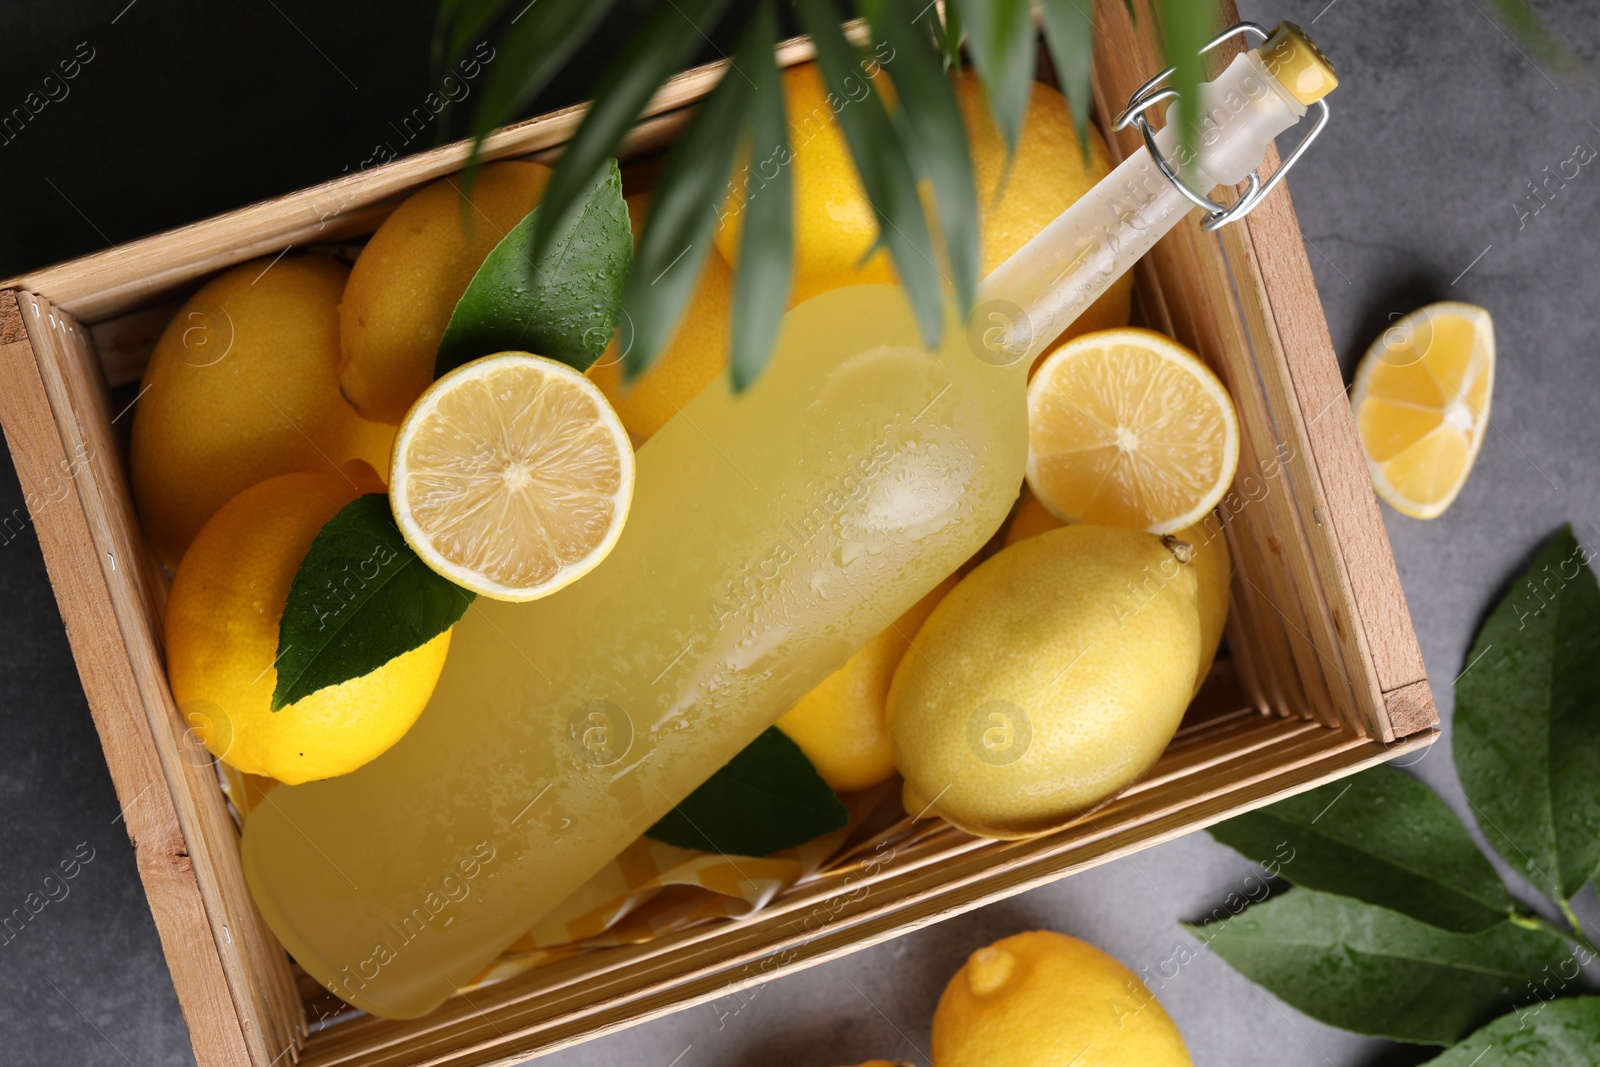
[0,292,295,1065]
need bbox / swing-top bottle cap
[1259,21,1338,106]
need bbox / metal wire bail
[1111,22,1331,233]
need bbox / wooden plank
[0,290,280,1067]
[1383,677,1439,737]
[28,291,309,1056]
[298,724,1436,1066]
[1239,175,1435,725]
[1216,207,1390,736]
[1089,2,1351,731]
[1128,210,1290,719]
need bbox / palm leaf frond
[434,0,509,75]
[1153,0,1213,183]
[1038,0,1095,160]
[949,0,1036,155]
[795,0,945,349]
[620,10,759,381]
[931,0,963,72]
[462,1,622,159]
[862,0,980,317]
[530,0,734,261]
[728,0,795,391]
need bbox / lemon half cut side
[391,352,635,602]
[1025,328,1240,534]
[1351,302,1494,520]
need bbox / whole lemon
[777,573,958,793]
[130,256,396,568]
[339,160,552,424]
[888,525,1200,838]
[588,193,732,443]
[165,468,452,785]
[1004,495,1230,693]
[932,931,1193,1067]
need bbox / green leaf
[1038,0,1094,160]
[1456,525,1600,903]
[646,727,849,856]
[273,495,474,710]
[862,0,980,319]
[1154,0,1214,184]
[934,0,963,73]
[1208,765,1514,933]
[1484,0,1577,74]
[1191,888,1579,1045]
[464,1,620,155]
[436,158,630,376]
[434,0,508,75]
[1424,998,1600,1066]
[728,1,792,392]
[529,0,733,267]
[949,0,1036,155]
[620,14,756,381]
[795,0,945,351]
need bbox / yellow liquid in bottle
[243,285,1030,1017]
[242,45,1318,1019]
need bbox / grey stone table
[2,1,1596,1063]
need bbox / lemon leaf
[1208,765,1514,933]
[1423,998,1600,1065]
[645,727,848,856]
[436,157,630,377]
[1190,888,1578,1045]
[273,494,474,710]
[1455,524,1600,904]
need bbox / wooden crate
[0,3,1436,1064]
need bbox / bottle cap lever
[1112,21,1336,233]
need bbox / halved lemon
[1351,302,1493,520]
[1025,327,1240,533]
[390,352,635,601]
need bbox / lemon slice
[1351,302,1493,520]
[1025,327,1240,533]
[391,352,635,601]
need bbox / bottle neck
[973,50,1307,374]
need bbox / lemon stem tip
[1161,534,1195,565]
